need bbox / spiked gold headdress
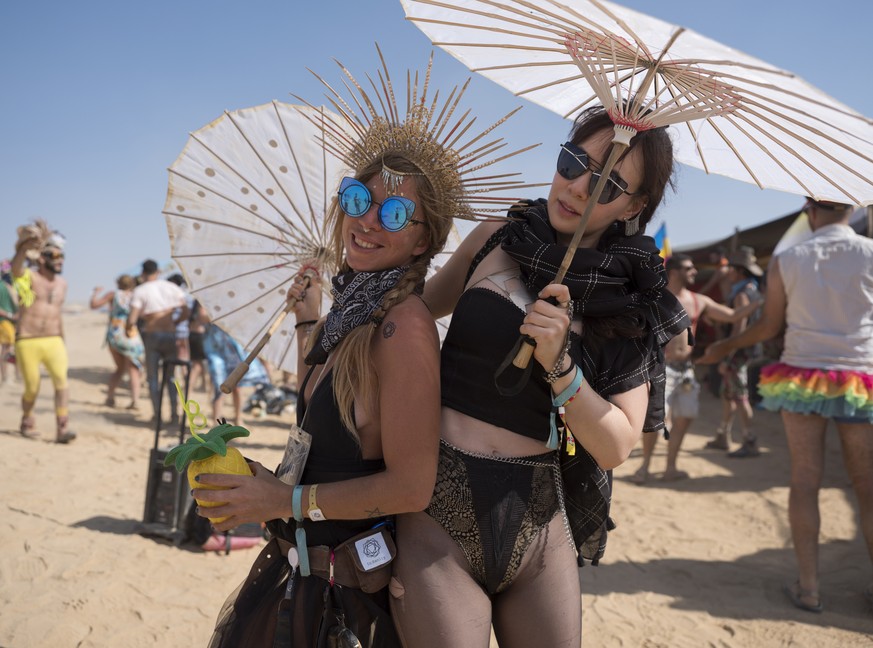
[293,44,541,223]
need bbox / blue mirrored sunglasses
[337,177,423,232]
[556,142,636,205]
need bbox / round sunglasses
[556,142,637,204]
[337,177,424,232]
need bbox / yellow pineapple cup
[163,381,253,523]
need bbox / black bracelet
[294,319,318,330]
[556,361,575,379]
[544,358,575,384]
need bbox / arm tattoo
[382,321,396,339]
[365,507,384,518]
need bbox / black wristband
[555,361,575,379]
[294,319,318,330]
[544,356,574,384]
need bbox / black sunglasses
[556,142,637,204]
[337,177,424,232]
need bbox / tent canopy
[675,207,872,275]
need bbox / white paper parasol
[163,100,459,378]
[401,0,873,205]
[163,101,345,376]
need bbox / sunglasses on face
[556,142,637,205]
[337,177,423,232]
[43,251,65,261]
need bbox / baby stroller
[243,382,297,417]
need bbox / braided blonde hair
[306,154,452,436]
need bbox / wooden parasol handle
[511,139,630,369]
[220,269,318,393]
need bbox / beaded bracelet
[543,300,575,384]
[544,358,574,384]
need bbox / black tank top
[281,366,388,546]
[440,287,582,443]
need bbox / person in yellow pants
[11,226,75,443]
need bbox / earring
[623,213,641,237]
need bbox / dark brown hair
[665,253,692,272]
[569,105,676,339]
[116,274,136,290]
[569,105,675,233]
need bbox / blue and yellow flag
[653,222,671,260]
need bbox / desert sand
[1,309,871,647]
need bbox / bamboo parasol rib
[402,0,873,205]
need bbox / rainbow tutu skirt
[758,363,873,422]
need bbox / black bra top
[441,285,663,438]
[441,287,580,443]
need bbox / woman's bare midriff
[441,406,550,458]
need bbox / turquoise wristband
[292,485,305,522]
[552,365,584,407]
[291,485,311,576]
[547,366,584,451]
[295,526,311,577]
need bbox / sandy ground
[1,309,871,647]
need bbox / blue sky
[2,0,871,303]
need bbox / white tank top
[778,224,873,372]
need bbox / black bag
[208,536,400,648]
[560,443,615,566]
[140,359,192,542]
[182,499,212,545]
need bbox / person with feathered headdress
[193,47,538,648]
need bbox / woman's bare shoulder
[374,295,438,348]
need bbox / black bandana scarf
[304,265,409,366]
[502,199,690,345]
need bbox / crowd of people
[7,191,872,646]
[4,233,285,441]
[630,249,765,484]
[107,260,277,427]
[6,69,872,648]
[192,53,869,648]
[699,198,873,615]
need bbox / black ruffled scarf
[305,265,409,366]
[501,200,690,345]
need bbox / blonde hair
[116,274,136,291]
[306,154,452,436]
